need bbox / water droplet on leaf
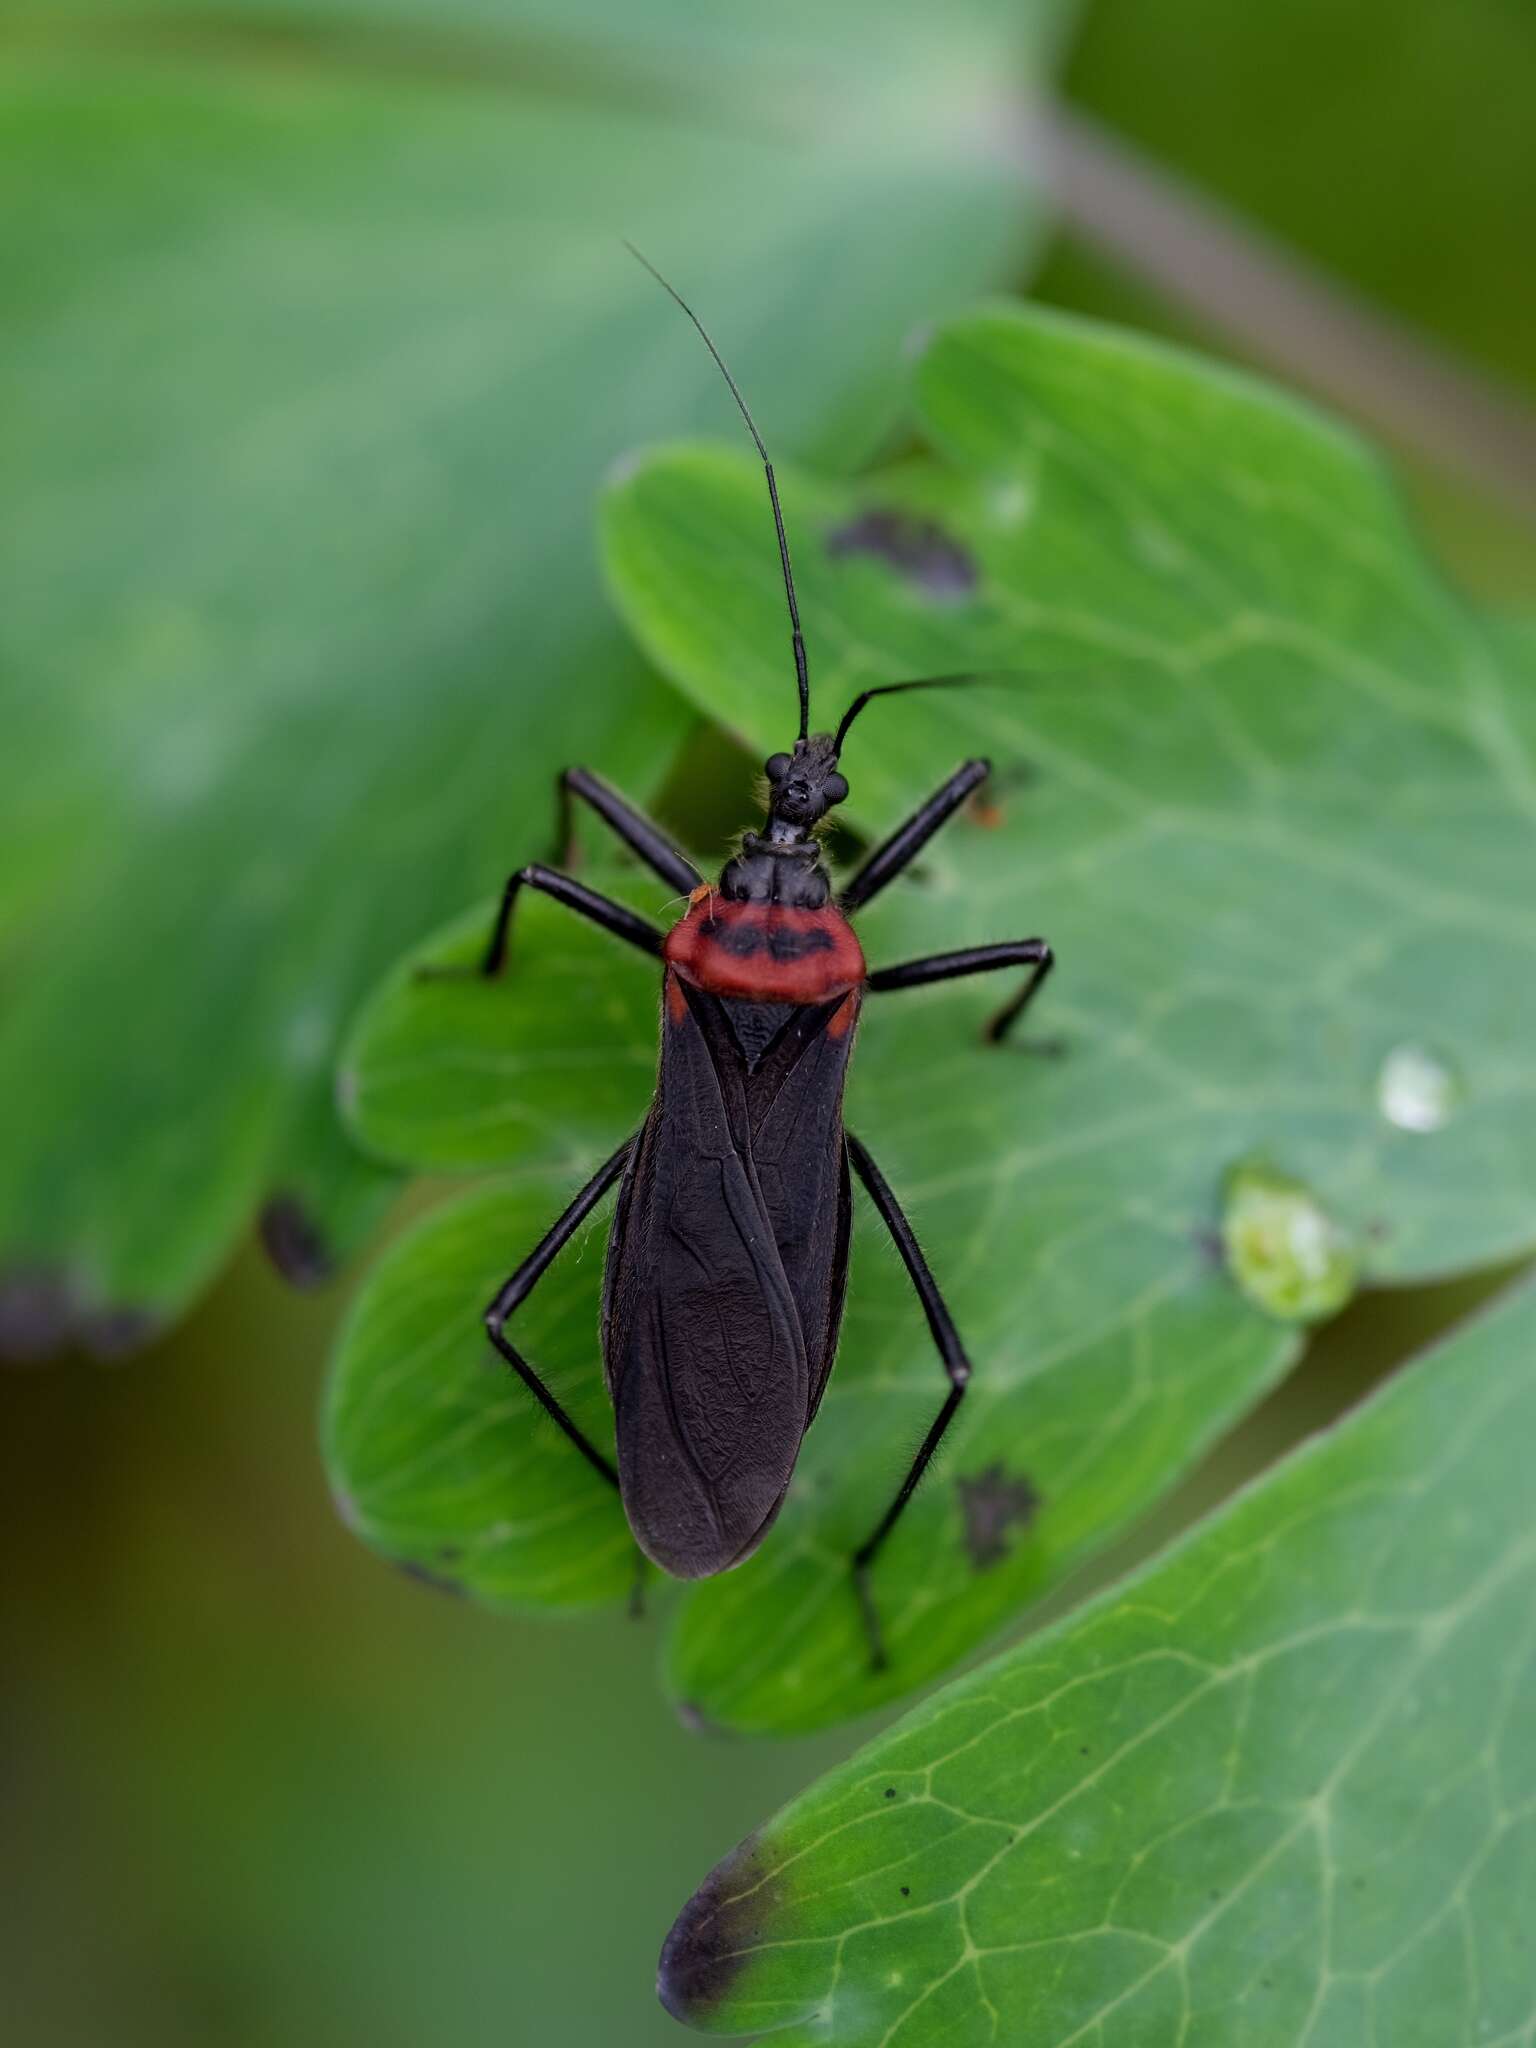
[1377,1043,1460,1133]
[1220,1160,1357,1322]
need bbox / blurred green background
[6,2,1535,2043]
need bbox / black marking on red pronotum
[417,245,1058,1678]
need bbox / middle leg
[867,938,1055,1044]
[839,758,989,912]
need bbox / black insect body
[438,254,1055,1667]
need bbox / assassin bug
[431,251,1054,1669]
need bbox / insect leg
[483,1135,636,1491]
[420,867,663,980]
[838,759,989,911]
[845,1131,971,1672]
[556,766,701,893]
[867,939,1055,1045]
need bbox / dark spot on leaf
[957,1462,1040,1569]
[827,507,977,602]
[1079,1746,1090,1756]
[884,1787,897,1799]
[392,1558,464,1598]
[0,1269,159,1363]
[259,1195,333,1289]
[80,1304,161,1359]
[0,1268,76,1363]
[436,1545,463,1563]
[899,1885,910,1898]
[1017,1033,1070,1060]
[658,1831,778,2023]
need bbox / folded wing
[602,979,812,1577]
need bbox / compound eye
[765,752,793,783]
[823,772,849,806]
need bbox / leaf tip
[657,1830,774,2025]
[901,318,936,364]
[82,1303,163,1358]
[0,1267,160,1364]
[389,1555,466,1599]
[603,446,648,494]
[0,1267,75,1364]
[674,1699,734,1739]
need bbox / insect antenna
[834,672,996,755]
[832,666,1106,756]
[624,241,810,744]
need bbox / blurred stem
[1030,101,1536,528]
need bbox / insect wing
[739,993,859,1420]
[603,981,811,1577]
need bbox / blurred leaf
[332,304,1536,1732]
[658,1274,1536,2043]
[0,0,1070,1351]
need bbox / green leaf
[323,1172,636,1609]
[340,892,663,1179]
[658,1274,1536,2043]
[332,304,1536,1734]
[0,1,1068,1351]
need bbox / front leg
[419,866,663,981]
[556,766,701,894]
[839,759,989,912]
[867,938,1055,1044]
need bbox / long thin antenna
[834,665,1104,756]
[833,673,988,756]
[624,241,810,743]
